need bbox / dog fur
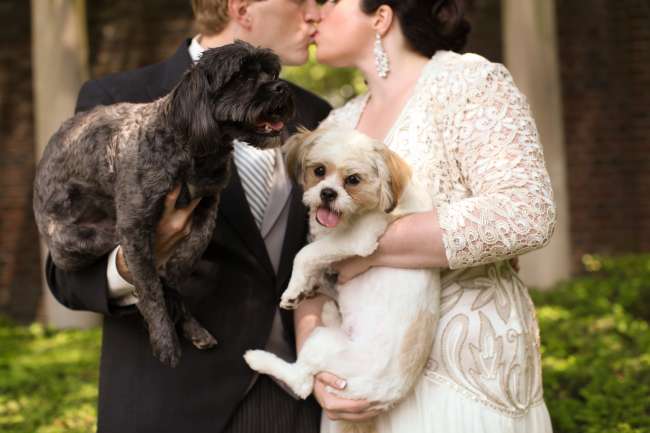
[33,41,294,367]
[244,128,441,433]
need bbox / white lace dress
[319,50,556,433]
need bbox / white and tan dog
[244,128,440,431]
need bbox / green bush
[1,255,648,432]
[282,45,366,107]
[531,254,650,433]
[0,319,100,433]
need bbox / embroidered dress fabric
[319,51,555,432]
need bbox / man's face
[244,0,320,66]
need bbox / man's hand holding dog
[116,184,201,283]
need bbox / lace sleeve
[437,62,557,270]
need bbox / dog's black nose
[269,80,289,94]
[320,188,337,203]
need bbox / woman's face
[314,0,375,67]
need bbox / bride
[293,0,556,432]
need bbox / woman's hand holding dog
[333,209,520,283]
[314,372,382,422]
[333,210,448,284]
[116,184,201,282]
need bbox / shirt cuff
[107,246,139,305]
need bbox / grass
[1,254,649,432]
[0,317,100,433]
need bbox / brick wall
[556,1,650,268]
[0,0,42,322]
[87,0,193,78]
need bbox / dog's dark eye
[314,166,326,177]
[345,174,361,185]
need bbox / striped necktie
[232,140,276,229]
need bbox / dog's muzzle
[320,188,337,203]
[316,188,341,228]
[254,80,293,135]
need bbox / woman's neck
[357,41,430,104]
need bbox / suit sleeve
[46,254,137,316]
[75,79,115,113]
[437,63,557,269]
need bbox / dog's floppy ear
[283,126,317,185]
[199,40,255,90]
[168,66,219,154]
[378,147,412,213]
[168,41,255,143]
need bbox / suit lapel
[219,167,276,279]
[260,150,291,239]
[276,183,309,292]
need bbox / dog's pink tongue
[316,207,340,228]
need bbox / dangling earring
[373,32,390,79]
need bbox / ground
[1,255,649,433]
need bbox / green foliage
[0,321,101,433]
[282,45,366,107]
[1,255,649,432]
[531,254,650,433]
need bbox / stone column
[32,0,101,327]
[502,0,572,288]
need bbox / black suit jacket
[46,39,331,433]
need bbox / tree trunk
[503,0,572,288]
[31,0,101,328]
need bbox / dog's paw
[355,240,380,258]
[284,278,304,299]
[279,293,301,310]
[280,280,304,309]
[151,329,182,368]
[296,380,314,400]
[243,350,269,372]
[180,316,218,350]
[281,274,321,309]
[281,290,322,310]
[186,325,218,350]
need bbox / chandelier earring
[373,32,390,79]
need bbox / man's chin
[279,49,310,67]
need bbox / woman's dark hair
[361,0,471,56]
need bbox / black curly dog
[33,41,294,367]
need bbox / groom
[45,1,331,432]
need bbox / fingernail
[337,379,346,389]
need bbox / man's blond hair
[191,0,230,36]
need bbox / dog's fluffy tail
[244,350,315,398]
